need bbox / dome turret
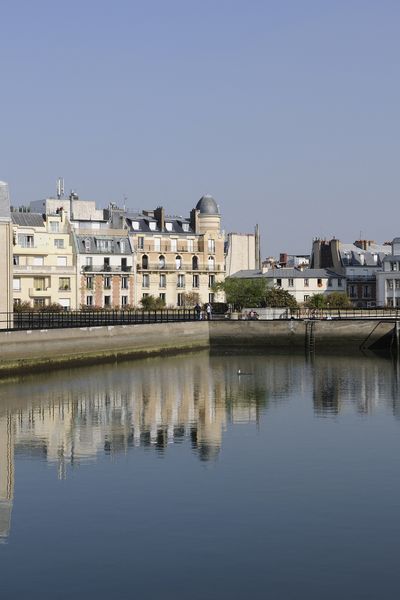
[196,194,219,215]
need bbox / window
[104,276,111,289]
[132,221,140,230]
[13,255,19,266]
[187,239,194,252]
[338,278,342,287]
[208,256,215,271]
[142,274,150,288]
[49,221,59,233]
[165,222,173,232]
[391,262,398,271]
[120,240,126,253]
[317,278,322,287]
[363,285,371,298]
[182,223,190,232]
[33,256,44,266]
[85,256,92,268]
[18,234,34,248]
[193,274,199,288]
[177,274,185,288]
[13,278,21,291]
[142,255,148,269]
[209,274,215,288]
[159,293,166,302]
[288,278,294,287]
[208,239,215,253]
[84,239,91,251]
[33,298,46,308]
[304,278,309,287]
[209,293,215,303]
[33,277,46,291]
[396,279,400,289]
[59,277,70,291]
[159,255,166,269]
[192,256,199,270]
[97,239,112,252]
[387,298,394,307]
[121,295,128,306]
[276,278,282,287]
[54,239,64,249]
[154,238,161,252]
[387,280,394,290]
[175,255,182,270]
[149,222,156,231]
[159,274,166,288]
[121,276,128,289]
[58,298,70,310]
[104,295,111,307]
[142,293,149,300]
[103,257,110,270]
[57,256,67,266]
[328,278,333,287]
[86,276,93,290]
[121,257,127,270]
[170,239,177,252]
[177,292,184,306]
[138,237,144,249]
[304,295,310,302]
[349,285,357,298]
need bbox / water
[1,351,400,599]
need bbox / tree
[213,277,267,310]
[306,294,326,309]
[325,292,351,308]
[180,292,200,308]
[141,295,166,310]
[265,287,298,309]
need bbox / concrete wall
[0,319,396,375]
[0,322,209,375]
[209,319,396,353]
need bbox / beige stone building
[12,210,77,309]
[123,195,225,307]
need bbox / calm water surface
[1,351,400,599]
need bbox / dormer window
[120,240,126,253]
[97,239,112,252]
[84,239,91,251]
[182,223,189,232]
[149,222,156,231]
[165,222,173,231]
[132,221,140,230]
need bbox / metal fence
[0,309,198,331]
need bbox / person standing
[206,303,212,320]
[195,303,201,320]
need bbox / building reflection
[0,351,400,539]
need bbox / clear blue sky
[1,0,399,256]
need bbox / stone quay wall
[0,319,397,375]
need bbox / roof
[74,233,132,255]
[125,213,195,235]
[11,213,45,227]
[231,268,343,279]
[196,194,219,215]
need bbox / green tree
[180,292,200,307]
[141,295,166,310]
[306,294,326,309]
[325,292,351,308]
[213,277,267,310]
[265,287,298,309]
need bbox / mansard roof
[11,212,45,228]
[74,232,132,255]
[231,268,343,279]
[125,212,194,235]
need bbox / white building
[376,238,400,307]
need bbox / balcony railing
[137,263,221,272]
[82,265,132,273]
[136,243,203,253]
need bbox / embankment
[0,319,397,375]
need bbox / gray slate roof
[231,268,343,279]
[11,213,45,227]
[125,213,194,235]
[74,233,132,255]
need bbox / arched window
[192,255,199,270]
[159,255,166,269]
[175,255,182,270]
[142,255,148,269]
[208,256,215,271]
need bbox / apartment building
[12,210,77,309]
[124,195,225,307]
[376,238,400,307]
[73,231,134,308]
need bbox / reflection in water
[0,351,400,540]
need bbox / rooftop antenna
[57,177,64,200]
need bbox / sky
[1,0,399,257]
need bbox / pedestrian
[195,303,201,320]
[206,303,212,320]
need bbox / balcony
[136,243,201,253]
[14,265,75,274]
[29,287,51,297]
[82,265,132,273]
[137,262,222,272]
